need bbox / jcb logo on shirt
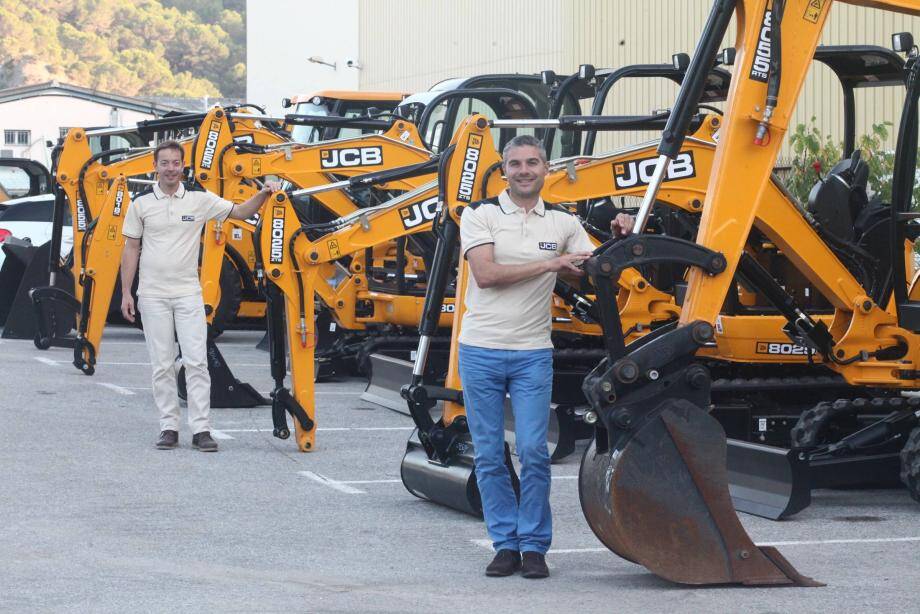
[613,151,696,189]
[181,215,195,222]
[320,147,383,169]
[538,242,558,251]
[269,206,286,264]
[456,134,483,202]
[399,196,439,230]
[200,120,222,170]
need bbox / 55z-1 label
[613,151,696,189]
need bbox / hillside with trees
[0,0,246,98]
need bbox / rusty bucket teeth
[578,397,822,587]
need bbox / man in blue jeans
[459,134,633,578]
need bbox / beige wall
[360,1,920,158]
[358,0,567,92]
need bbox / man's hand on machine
[121,294,136,323]
[611,212,636,237]
[260,180,283,195]
[547,251,593,276]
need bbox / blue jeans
[458,343,553,554]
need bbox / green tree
[0,0,246,98]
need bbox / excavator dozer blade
[727,439,812,520]
[4,242,75,345]
[579,397,822,587]
[400,428,519,517]
[362,353,415,414]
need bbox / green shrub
[783,117,920,208]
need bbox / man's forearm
[473,259,549,289]
[121,245,139,294]
[230,189,272,220]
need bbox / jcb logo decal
[112,186,125,217]
[755,342,814,356]
[749,2,772,83]
[614,151,696,189]
[320,147,383,169]
[269,206,285,265]
[399,196,439,230]
[200,120,222,170]
[456,134,483,202]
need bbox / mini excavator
[571,0,920,587]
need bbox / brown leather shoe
[192,431,218,452]
[156,430,178,450]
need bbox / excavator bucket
[727,439,812,520]
[579,397,822,586]
[401,427,519,517]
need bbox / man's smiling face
[155,147,184,187]
[502,144,548,201]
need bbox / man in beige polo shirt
[458,134,598,579]
[120,140,278,452]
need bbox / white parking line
[471,536,920,554]
[216,427,413,433]
[210,430,235,440]
[298,471,365,494]
[97,382,135,396]
[33,357,58,366]
[759,536,920,547]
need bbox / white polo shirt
[122,182,234,298]
[458,189,595,350]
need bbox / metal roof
[0,81,184,115]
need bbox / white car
[0,194,73,269]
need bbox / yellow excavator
[567,0,920,588]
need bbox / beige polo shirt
[122,182,234,298]
[458,189,595,350]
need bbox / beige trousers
[137,294,211,434]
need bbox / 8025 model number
[755,342,814,356]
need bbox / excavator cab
[395,73,576,154]
[284,91,408,144]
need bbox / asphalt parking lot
[2,327,919,613]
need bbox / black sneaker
[485,549,521,577]
[155,430,178,450]
[521,552,549,579]
[192,431,218,452]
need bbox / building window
[4,130,30,146]
[59,127,71,139]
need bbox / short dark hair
[153,140,184,163]
[502,134,548,163]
